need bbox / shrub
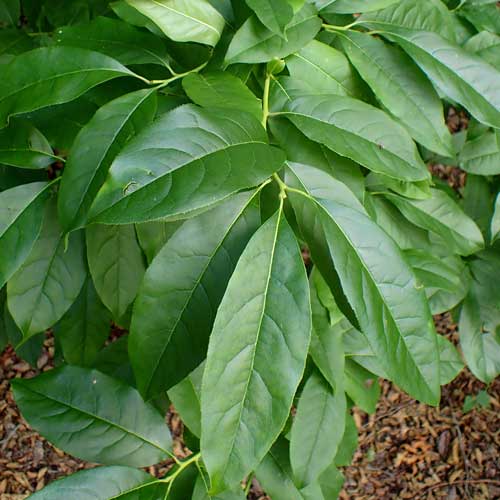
[0,0,499,498]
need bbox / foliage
[0,0,499,498]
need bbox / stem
[160,452,200,485]
[273,173,287,199]
[322,20,360,32]
[261,72,271,128]
[244,472,255,495]
[149,60,209,88]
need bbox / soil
[0,314,498,500]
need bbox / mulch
[0,314,499,500]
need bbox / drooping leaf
[87,223,146,321]
[285,39,366,98]
[11,365,172,467]
[0,181,50,287]
[124,0,225,46]
[0,119,58,169]
[385,189,484,256]
[334,411,358,466]
[279,94,430,182]
[459,130,500,176]
[182,71,262,119]
[7,202,87,339]
[464,31,500,68]
[436,335,464,385]
[339,31,453,156]
[245,0,294,36]
[225,3,321,65]
[201,207,311,492]
[374,28,500,129]
[55,16,171,67]
[0,47,138,127]
[58,88,157,231]
[130,191,260,398]
[55,276,112,367]
[89,104,285,224]
[344,359,380,414]
[491,193,500,243]
[287,163,440,405]
[290,370,345,487]
[26,466,163,500]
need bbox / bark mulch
[1,315,499,500]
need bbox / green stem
[261,72,271,128]
[322,20,360,32]
[160,452,200,485]
[149,60,209,88]
[273,173,287,199]
[244,472,255,495]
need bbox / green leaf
[87,224,146,320]
[93,336,135,386]
[436,335,464,385]
[280,94,430,182]
[464,31,500,68]
[192,474,246,500]
[385,189,484,256]
[285,39,366,98]
[246,0,294,35]
[458,3,500,33]
[344,360,380,415]
[339,31,453,156]
[55,16,171,68]
[124,0,225,46]
[11,365,172,467]
[0,118,57,169]
[201,207,311,492]
[459,251,500,383]
[0,47,138,127]
[130,191,260,398]
[376,28,500,129]
[0,29,34,62]
[225,3,321,65]
[287,163,440,405]
[462,174,494,238]
[315,464,344,500]
[89,104,285,224]
[182,72,262,119]
[290,370,345,487]
[359,0,457,42]
[55,276,112,367]
[459,130,500,176]
[27,466,162,500]
[7,202,87,339]
[491,193,500,243]
[0,181,50,288]
[334,411,358,466]
[322,0,398,13]
[255,439,303,500]
[404,250,469,314]
[58,88,157,231]
[0,0,19,25]
[168,363,203,437]
[135,219,183,263]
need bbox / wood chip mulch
[1,316,499,500]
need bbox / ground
[0,314,498,500]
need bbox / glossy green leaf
[491,193,500,243]
[55,16,171,68]
[280,94,430,182]
[225,4,321,65]
[56,276,112,367]
[246,0,293,35]
[0,119,57,169]
[201,207,311,492]
[0,181,50,287]
[459,251,500,382]
[58,88,157,231]
[464,31,500,68]
[376,28,500,129]
[386,189,484,256]
[27,466,163,500]
[130,191,260,398]
[182,72,262,119]
[93,336,135,386]
[7,203,87,339]
[0,47,138,127]
[255,439,303,500]
[340,31,453,156]
[287,163,440,405]
[359,0,457,42]
[285,39,366,98]
[89,104,285,224]
[125,0,225,46]
[135,219,182,263]
[459,130,500,176]
[87,223,146,320]
[404,250,469,314]
[322,0,398,13]
[459,3,500,33]
[12,365,172,466]
[290,370,345,487]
